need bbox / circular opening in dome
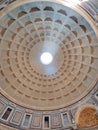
[40,52,53,65]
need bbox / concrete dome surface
[0,0,98,130]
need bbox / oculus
[40,52,53,65]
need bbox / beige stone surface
[0,0,98,111]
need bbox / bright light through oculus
[71,0,88,4]
[40,52,53,65]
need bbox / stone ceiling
[0,0,98,111]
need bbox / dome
[0,0,98,130]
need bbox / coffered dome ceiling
[0,0,98,110]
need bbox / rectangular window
[63,113,70,126]
[23,114,30,126]
[95,92,98,100]
[96,93,98,97]
[2,107,12,120]
[44,116,49,128]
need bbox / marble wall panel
[31,114,42,128]
[10,110,23,125]
[51,113,62,128]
